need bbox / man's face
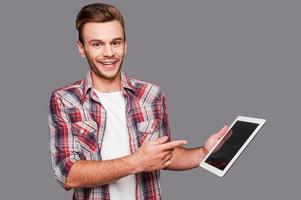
[77,20,127,80]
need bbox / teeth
[100,60,117,65]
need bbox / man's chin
[93,69,121,80]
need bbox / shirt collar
[82,71,136,102]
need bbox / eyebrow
[88,38,124,43]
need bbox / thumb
[214,125,228,138]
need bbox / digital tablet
[200,116,266,177]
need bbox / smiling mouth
[99,60,118,65]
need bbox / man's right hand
[130,136,187,173]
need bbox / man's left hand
[203,125,229,155]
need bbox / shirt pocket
[71,120,99,156]
[136,119,161,144]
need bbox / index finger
[159,140,187,150]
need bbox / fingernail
[161,136,167,140]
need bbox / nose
[103,44,114,57]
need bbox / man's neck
[91,72,122,93]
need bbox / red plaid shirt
[48,72,171,200]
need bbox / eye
[92,42,102,49]
[112,41,121,47]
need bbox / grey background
[0,0,300,199]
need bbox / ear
[124,41,127,54]
[77,40,86,58]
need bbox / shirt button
[80,129,84,134]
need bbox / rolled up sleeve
[48,92,80,190]
[160,91,171,141]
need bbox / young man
[48,3,228,200]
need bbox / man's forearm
[65,136,188,189]
[65,155,137,189]
[166,146,207,171]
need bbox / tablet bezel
[199,116,266,177]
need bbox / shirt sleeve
[48,92,81,190]
[160,90,172,141]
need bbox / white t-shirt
[94,89,136,200]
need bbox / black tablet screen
[204,121,259,170]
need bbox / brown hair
[76,3,125,43]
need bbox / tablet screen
[204,121,259,170]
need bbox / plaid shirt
[48,72,171,200]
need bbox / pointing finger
[159,140,187,150]
[148,136,169,145]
